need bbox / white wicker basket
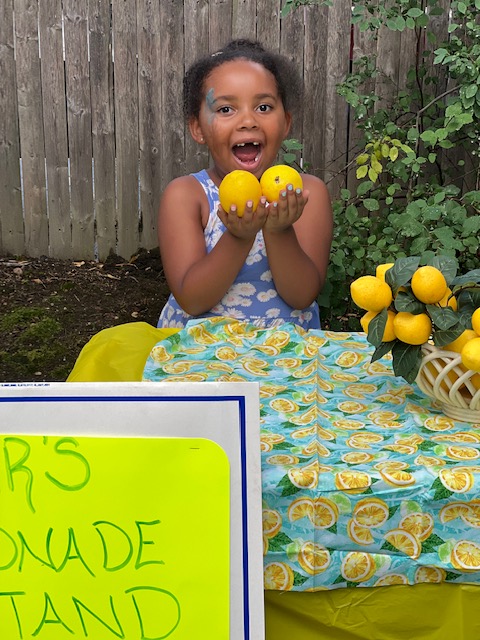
[416,342,480,423]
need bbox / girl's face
[189,59,292,182]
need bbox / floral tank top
[157,170,321,329]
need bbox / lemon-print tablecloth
[142,317,480,592]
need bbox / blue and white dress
[157,170,320,330]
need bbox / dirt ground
[0,249,171,382]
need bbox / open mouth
[232,142,262,166]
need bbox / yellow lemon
[445,445,480,461]
[264,562,295,590]
[384,529,421,559]
[310,497,339,529]
[350,275,393,312]
[411,265,448,304]
[260,164,303,202]
[347,519,374,546]
[393,311,432,345]
[150,344,173,363]
[438,467,474,493]
[287,497,314,522]
[461,337,480,372]
[380,468,416,487]
[399,512,434,541]
[341,451,375,464]
[340,551,376,582]
[360,309,396,342]
[375,262,394,282]
[472,308,480,335]
[451,540,480,572]
[438,287,458,310]
[262,508,282,539]
[218,169,262,216]
[336,350,363,367]
[443,329,478,354]
[269,398,299,413]
[375,574,408,586]
[288,466,318,489]
[334,470,371,494]
[298,541,331,575]
[353,497,389,528]
[439,501,472,524]
[266,454,299,465]
[414,566,446,583]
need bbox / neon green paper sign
[0,435,230,639]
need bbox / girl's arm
[158,175,267,316]
[262,174,333,310]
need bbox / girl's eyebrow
[210,92,278,104]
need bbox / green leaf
[268,531,293,551]
[371,341,395,362]
[364,198,380,211]
[368,308,388,347]
[357,180,373,196]
[394,291,425,314]
[356,165,368,179]
[293,571,310,587]
[386,256,421,288]
[368,167,379,182]
[431,476,453,501]
[451,269,480,286]
[433,327,465,347]
[391,342,422,383]
[426,305,460,331]
[429,255,458,283]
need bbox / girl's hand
[264,185,309,233]
[217,196,268,240]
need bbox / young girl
[158,39,333,330]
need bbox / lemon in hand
[260,165,303,202]
[218,170,262,217]
[350,275,393,313]
[411,265,447,304]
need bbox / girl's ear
[189,117,205,144]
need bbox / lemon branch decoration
[350,256,480,384]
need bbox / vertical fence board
[323,0,351,198]
[64,0,94,259]
[113,0,139,259]
[256,0,280,51]
[0,0,23,255]
[184,0,210,175]
[303,3,329,178]
[39,0,71,258]
[160,1,185,190]
[14,0,48,256]
[137,0,162,251]
[89,0,116,260]
[209,0,232,50]
[232,0,256,38]
[280,6,305,145]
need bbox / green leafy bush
[283,0,480,330]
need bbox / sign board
[0,382,263,640]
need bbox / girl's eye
[258,104,272,112]
[218,106,233,114]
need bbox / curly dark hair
[184,39,303,119]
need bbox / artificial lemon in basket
[350,256,480,422]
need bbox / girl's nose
[238,110,259,129]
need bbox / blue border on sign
[0,393,250,640]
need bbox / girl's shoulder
[159,173,212,227]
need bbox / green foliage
[281,0,332,18]
[312,0,480,329]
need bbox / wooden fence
[0,0,450,260]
